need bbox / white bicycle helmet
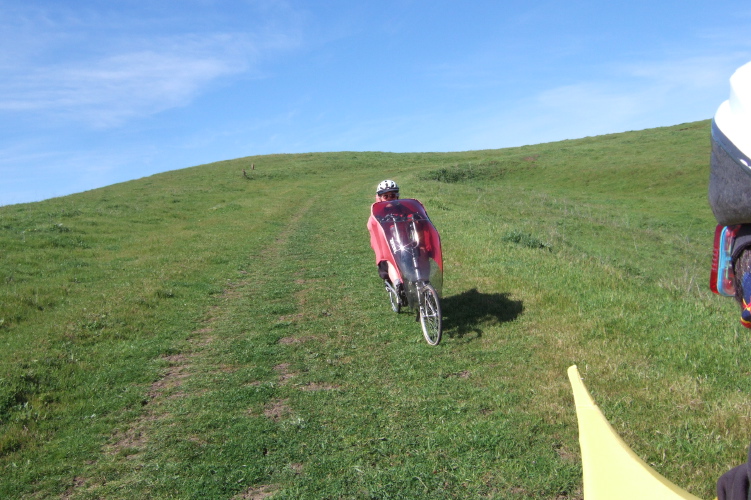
[376,179,399,195]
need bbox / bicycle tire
[419,284,442,345]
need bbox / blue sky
[2,0,751,206]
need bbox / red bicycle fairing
[368,199,443,294]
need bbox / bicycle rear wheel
[419,284,442,345]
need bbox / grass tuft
[502,230,552,251]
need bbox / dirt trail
[65,199,319,499]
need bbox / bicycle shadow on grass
[441,288,523,339]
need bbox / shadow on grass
[442,288,523,339]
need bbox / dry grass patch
[263,399,291,422]
[61,476,88,500]
[234,484,277,499]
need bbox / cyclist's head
[376,179,399,201]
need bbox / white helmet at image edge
[376,179,399,195]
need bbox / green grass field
[2,119,748,499]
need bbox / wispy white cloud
[416,53,751,152]
[514,54,751,141]
[617,54,750,92]
[0,3,302,129]
[570,55,747,121]
[0,36,253,127]
[0,2,309,206]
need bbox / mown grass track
[2,121,750,499]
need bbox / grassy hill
[1,119,747,499]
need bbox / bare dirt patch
[278,312,305,322]
[273,363,297,384]
[234,484,276,499]
[555,444,578,463]
[189,333,216,347]
[107,421,152,456]
[61,476,87,499]
[264,399,291,422]
[147,356,190,399]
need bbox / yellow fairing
[567,365,704,500]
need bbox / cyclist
[715,240,751,497]
[367,180,405,300]
[711,60,751,500]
